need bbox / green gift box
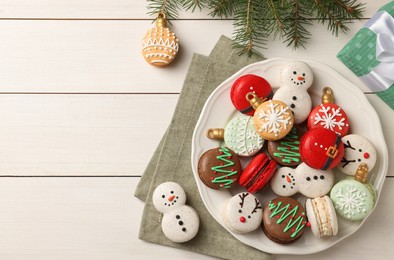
[337,1,394,110]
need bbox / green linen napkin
[134,35,272,260]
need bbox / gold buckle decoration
[326,145,338,159]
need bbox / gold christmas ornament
[141,13,179,67]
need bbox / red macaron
[238,153,277,193]
[230,74,273,116]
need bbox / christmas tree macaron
[197,146,242,189]
[262,197,309,244]
[247,93,294,141]
[207,114,264,157]
[330,163,376,221]
[307,87,350,136]
[230,74,273,116]
[267,125,305,167]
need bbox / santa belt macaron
[321,133,342,170]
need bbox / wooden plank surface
[0,177,392,260]
[0,0,381,19]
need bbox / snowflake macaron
[330,163,376,221]
[246,93,294,141]
[307,87,350,136]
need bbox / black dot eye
[306,177,311,181]
[320,175,325,180]
[178,221,183,225]
[302,73,305,76]
[162,195,165,198]
[292,96,297,100]
[176,215,180,219]
[358,159,362,162]
[248,215,251,219]
[314,175,318,180]
[282,185,286,188]
[281,175,285,178]
[182,228,186,232]
[293,71,297,75]
[170,191,174,194]
[238,209,242,213]
[359,149,362,152]
[290,104,296,109]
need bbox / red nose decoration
[168,195,175,201]
[240,216,246,223]
[297,76,305,81]
[364,152,370,159]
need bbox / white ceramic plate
[191,58,388,255]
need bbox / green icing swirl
[211,147,238,188]
[268,201,306,238]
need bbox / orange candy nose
[168,195,175,201]
[297,76,305,81]
[286,176,291,183]
[240,216,246,223]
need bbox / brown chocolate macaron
[267,125,305,167]
[198,146,242,189]
[262,197,308,244]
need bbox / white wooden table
[0,1,393,259]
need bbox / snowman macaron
[152,182,199,243]
[338,134,377,176]
[271,163,335,198]
[273,61,313,124]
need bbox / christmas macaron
[307,87,350,136]
[152,182,200,243]
[299,128,344,170]
[221,192,263,234]
[338,134,377,176]
[247,94,294,141]
[262,197,308,244]
[267,125,305,167]
[197,146,242,189]
[330,163,376,221]
[207,114,264,157]
[230,74,273,116]
[238,153,277,193]
[270,163,335,198]
[273,61,313,124]
[306,196,338,238]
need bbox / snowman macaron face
[270,167,298,197]
[271,163,334,198]
[280,61,313,91]
[222,192,263,234]
[152,182,187,214]
[339,134,377,176]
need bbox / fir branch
[233,0,268,56]
[208,0,236,17]
[312,0,349,36]
[147,0,181,20]
[283,0,312,49]
[334,0,365,19]
[182,0,208,12]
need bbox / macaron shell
[306,196,338,238]
[224,114,264,156]
[339,134,377,175]
[270,167,298,197]
[152,182,187,214]
[330,180,375,220]
[307,103,350,136]
[267,125,305,166]
[230,74,273,116]
[273,89,312,124]
[161,205,200,243]
[198,147,242,189]
[238,153,277,193]
[296,163,335,198]
[299,128,344,170]
[221,192,263,234]
[254,100,294,141]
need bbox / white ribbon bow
[360,10,394,91]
